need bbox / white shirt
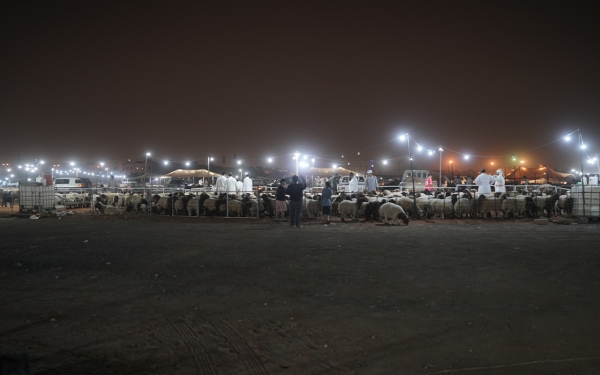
[242,176,253,193]
[494,174,506,193]
[348,176,358,193]
[226,176,237,194]
[474,173,497,196]
[236,180,243,193]
[216,175,227,193]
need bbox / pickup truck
[336,175,366,192]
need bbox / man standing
[494,169,506,193]
[474,169,496,197]
[275,178,287,222]
[453,175,462,188]
[331,172,340,194]
[107,175,118,193]
[364,170,378,194]
[226,173,237,194]
[285,175,305,228]
[348,172,359,193]
[242,173,253,194]
[216,172,227,193]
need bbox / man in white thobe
[226,173,237,194]
[236,179,243,193]
[494,169,506,193]
[216,172,227,193]
[364,170,378,193]
[474,169,496,196]
[348,172,359,193]
[242,174,253,194]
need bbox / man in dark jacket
[275,178,287,222]
[285,175,305,227]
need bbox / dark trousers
[289,200,302,226]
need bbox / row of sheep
[89,188,574,222]
[301,188,573,221]
[91,191,270,217]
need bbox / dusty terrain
[1,214,600,375]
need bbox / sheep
[454,191,475,218]
[554,194,574,216]
[260,193,275,218]
[203,194,219,215]
[152,194,173,215]
[364,200,385,221]
[430,195,454,219]
[99,192,125,207]
[94,202,119,215]
[532,192,560,218]
[475,193,505,218]
[378,202,410,225]
[502,195,536,218]
[306,195,322,219]
[398,196,423,218]
[125,193,147,212]
[338,200,358,221]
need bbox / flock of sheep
[85,186,574,225]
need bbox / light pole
[588,154,599,176]
[294,152,300,175]
[144,152,151,186]
[207,156,214,185]
[311,158,315,187]
[565,131,586,217]
[400,134,417,219]
[438,147,443,187]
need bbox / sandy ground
[1,214,600,375]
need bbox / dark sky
[1,1,599,174]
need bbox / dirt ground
[1,213,600,375]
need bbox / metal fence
[4,183,599,220]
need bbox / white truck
[400,170,434,191]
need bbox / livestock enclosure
[2,183,600,223]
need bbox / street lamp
[311,158,315,187]
[207,156,214,185]
[438,147,443,187]
[400,133,417,218]
[565,131,586,216]
[144,153,151,186]
[294,152,300,175]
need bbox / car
[251,178,266,191]
[54,177,92,192]
[336,175,366,192]
[166,179,189,189]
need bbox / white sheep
[430,197,454,219]
[338,200,357,221]
[378,202,409,225]
[398,196,423,218]
[475,193,506,218]
[502,195,534,218]
[454,195,475,218]
[95,202,119,215]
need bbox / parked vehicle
[54,177,92,191]
[166,179,189,189]
[337,175,366,192]
[399,170,433,190]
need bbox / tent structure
[307,166,360,176]
[165,169,221,178]
[505,166,574,184]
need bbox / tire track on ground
[152,303,217,375]
[192,311,270,375]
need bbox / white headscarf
[496,169,504,177]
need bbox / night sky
[1,1,599,174]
